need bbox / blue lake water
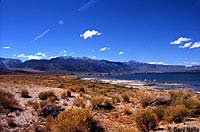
[84,72,200,91]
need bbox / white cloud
[190,62,200,65]
[58,20,64,25]
[26,55,42,60]
[119,51,124,55]
[3,46,11,49]
[30,29,50,43]
[178,42,192,48]
[17,54,26,58]
[190,42,200,49]
[147,62,167,65]
[170,37,191,45]
[99,47,110,51]
[80,30,101,39]
[36,52,46,57]
[17,52,46,60]
[78,0,98,11]
[184,62,200,66]
[63,50,67,56]
[48,56,57,59]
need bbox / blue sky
[1,0,200,65]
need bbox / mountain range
[0,57,200,73]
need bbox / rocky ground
[0,75,200,132]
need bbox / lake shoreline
[82,77,187,90]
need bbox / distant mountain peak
[0,56,199,73]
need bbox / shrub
[173,97,200,116]
[91,96,114,110]
[134,108,158,132]
[153,105,166,121]
[79,87,85,93]
[111,95,122,103]
[20,89,31,98]
[136,89,156,108]
[38,91,57,100]
[103,98,114,110]
[27,100,41,113]
[58,83,66,88]
[91,96,104,109]
[164,104,188,123]
[168,89,194,102]
[7,118,17,128]
[45,108,104,132]
[73,97,86,108]
[122,107,132,115]
[66,90,72,97]
[61,90,72,99]
[0,89,19,112]
[121,93,130,103]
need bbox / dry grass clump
[58,83,67,88]
[61,90,72,99]
[153,105,166,122]
[20,89,31,98]
[122,107,132,115]
[136,89,157,108]
[167,89,200,118]
[111,94,122,104]
[91,96,105,109]
[38,90,57,100]
[0,89,19,112]
[78,87,86,93]
[164,104,188,123]
[121,93,130,103]
[7,118,17,128]
[27,100,41,113]
[91,96,114,110]
[73,97,86,108]
[45,108,104,132]
[134,108,158,132]
[115,127,137,132]
[168,89,194,102]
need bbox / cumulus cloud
[99,47,110,51]
[3,46,11,49]
[78,0,98,11]
[17,52,46,60]
[178,42,192,48]
[80,30,101,39]
[170,37,191,45]
[190,42,200,49]
[119,51,124,55]
[30,29,50,43]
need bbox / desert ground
[0,74,200,132]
